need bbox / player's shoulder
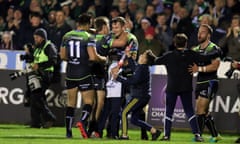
[162,50,174,56]
[127,31,137,39]
[209,42,220,49]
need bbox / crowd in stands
[0,0,240,58]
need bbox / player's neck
[77,25,89,31]
[200,40,210,50]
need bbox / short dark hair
[30,12,42,19]
[111,16,126,26]
[94,16,109,32]
[145,50,156,66]
[173,33,188,48]
[76,13,92,26]
[200,24,213,35]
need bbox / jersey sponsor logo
[200,90,207,96]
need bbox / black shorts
[66,76,95,91]
[195,80,219,100]
[93,76,106,91]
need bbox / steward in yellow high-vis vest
[30,28,57,128]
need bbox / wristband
[203,66,206,72]
[198,66,203,72]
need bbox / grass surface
[0,124,238,144]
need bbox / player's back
[63,30,96,80]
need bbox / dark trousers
[30,71,56,127]
[98,97,122,137]
[121,97,152,135]
[164,92,199,137]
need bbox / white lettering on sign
[0,53,7,69]
[151,111,164,117]
[209,96,240,113]
[46,89,55,107]
[9,88,24,104]
[0,87,24,104]
[0,87,9,104]
[231,98,240,113]
[215,95,230,113]
[15,53,24,70]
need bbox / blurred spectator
[5,7,27,50]
[155,12,173,51]
[93,0,105,17]
[190,4,200,27]
[176,7,195,47]
[70,0,88,20]
[29,0,43,15]
[133,0,146,11]
[163,1,173,26]
[209,0,228,27]
[87,4,96,18]
[117,0,134,22]
[100,0,114,17]
[118,0,129,17]
[219,14,240,60]
[125,14,134,32]
[47,10,71,50]
[134,17,152,43]
[24,12,46,45]
[138,26,165,56]
[109,6,120,19]
[5,5,15,24]
[196,0,210,14]
[61,4,75,29]
[0,16,6,31]
[132,9,144,32]
[41,0,60,19]
[169,1,182,33]
[199,13,214,25]
[0,31,17,50]
[184,0,195,12]
[6,7,24,30]
[46,9,56,27]
[191,0,210,28]
[226,0,240,17]
[144,4,156,26]
[0,0,8,18]
[213,21,228,46]
[151,0,164,13]
[128,0,139,17]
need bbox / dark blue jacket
[116,59,150,99]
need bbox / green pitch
[0,124,237,144]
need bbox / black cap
[34,28,47,40]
